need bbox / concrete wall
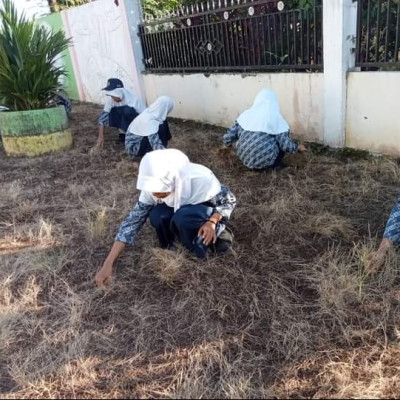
[61,0,145,105]
[346,72,400,156]
[143,73,324,142]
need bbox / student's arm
[197,186,237,245]
[96,111,110,148]
[95,200,153,286]
[275,131,304,154]
[148,132,165,150]
[211,185,237,221]
[223,122,240,147]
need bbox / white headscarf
[137,149,221,212]
[237,89,289,135]
[104,88,145,113]
[128,96,175,137]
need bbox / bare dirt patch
[1,102,400,398]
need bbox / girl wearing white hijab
[96,149,236,287]
[124,96,174,159]
[95,78,145,148]
[222,89,306,170]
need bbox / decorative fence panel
[139,0,323,73]
[356,0,400,70]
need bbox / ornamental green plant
[0,0,71,111]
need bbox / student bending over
[96,78,145,147]
[96,149,236,286]
[125,96,174,159]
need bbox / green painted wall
[38,13,80,101]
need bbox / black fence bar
[139,0,323,73]
[356,0,400,70]
[395,0,400,61]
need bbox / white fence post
[323,0,358,147]
[124,0,147,102]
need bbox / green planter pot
[0,106,72,157]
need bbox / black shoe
[213,227,234,254]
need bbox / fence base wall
[143,72,324,142]
[346,72,400,156]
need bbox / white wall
[143,73,324,142]
[62,0,145,105]
[346,72,400,156]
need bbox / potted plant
[0,0,72,157]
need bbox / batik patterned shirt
[124,132,165,158]
[223,122,299,169]
[383,196,400,245]
[115,185,237,245]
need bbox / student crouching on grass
[221,89,306,170]
[369,196,400,271]
[124,96,174,160]
[95,78,145,148]
[95,149,236,287]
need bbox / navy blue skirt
[109,105,139,132]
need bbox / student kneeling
[125,96,174,159]
[222,89,306,170]
[96,149,236,286]
[96,78,145,147]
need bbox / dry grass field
[1,102,400,398]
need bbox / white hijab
[137,149,221,212]
[105,88,145,113]
[128,96,175,137]
[237,89,289,135]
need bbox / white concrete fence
[137,0,400,157]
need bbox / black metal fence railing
[139,0,323,73]
[356,0,400,70]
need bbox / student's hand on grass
[95,136,104,149]
[298,144,306,153]
[197,221,217,246]
[366,239,393,274]
[95,261,114,287]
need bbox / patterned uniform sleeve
[98,110,110,126]
[275,131,299,154]
[125,132,143,158]
[209,185,237,220]
[223,122,239,147]
[115,201,154,245]
[383,197,400,245]
[148,132,165,150]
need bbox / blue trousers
[149,203,214,258]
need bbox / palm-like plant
[0,0,71,111]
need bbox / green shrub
[0,0,71,111]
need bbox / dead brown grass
[0,102,400,398]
